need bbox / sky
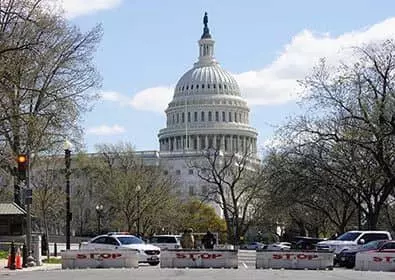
[57,0,395,153]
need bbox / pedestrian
[180,228,195,249]
[202,230,216,249]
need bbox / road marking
[242,262,248,269]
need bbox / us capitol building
[138,13,258,199]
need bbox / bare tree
[0,0,102,179]
[189,148,264,245]
[268,40,395,230]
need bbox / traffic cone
[15,248,22,269]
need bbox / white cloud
[236,17,395,105]
[103,17,395,113]
[87,124,126,136]
[129,87,174,113]
[47,0,122,18]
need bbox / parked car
[316,230,392,264]
[148,235,181,250]
[240,242,266,250]
[291,236,327,250]
[264,242,291,251]
[338,239,390,268]
[80,232,161,266]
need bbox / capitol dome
[158,13,257,155]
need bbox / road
[2,266,395,280]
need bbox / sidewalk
[0,257,61,272]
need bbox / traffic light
[16,154,28,181]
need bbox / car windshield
[117,236,144,245]
[151,236,177,243]
[336,232,361,241]
[362,240,385,249]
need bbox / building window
[215,111,219,121]
[224,84,227,89]
[191,85,193,89]
[186,86,189,90]
[202,84,205,89]
[196,85,199,89]
[176,170,181,175]
[194,112,198,122]
[201,111,205,122]
[213,84,216,89]
[188,112,191,122]
[182,86,184,91]
[222,111,226,121]
[176,113,179,123]
[219,84,222,89]
[207,84,210,89]
[229,112,232,122]
[208,111,212,121]
[188,169,194,175]
[234,112,237,122]
[182,112,185,123]
[172,114,175,124]
[189,186,195,196]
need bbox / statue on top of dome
[203,12,208,28]
[201,12,211,39]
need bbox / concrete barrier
[160,249,238,268]
[214,244,234,250]
[355,252,395,271]
[256,250,334,270]
[61,249,138,269]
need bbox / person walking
[202,230,216,249]
[180,228,195,249]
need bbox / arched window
[201,111,205,122]
[208,111,212,121]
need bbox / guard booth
[0,203,26,250]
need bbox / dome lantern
[196,12,216,67]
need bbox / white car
[80,233,161,265]
[149,235,181,250]
[265,242,291,251]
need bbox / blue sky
[58,0,395,153]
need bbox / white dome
[174,63,240,97]
[158,13,258,157]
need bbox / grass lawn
[42,257,62,264]
[0,250,8,259]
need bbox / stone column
[197,135,200,151]
[213,135,217,149]
[205,135,208,149]
[230,136,234,153]
[221,135,225,151]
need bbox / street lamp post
[95,204,104,234]
[64,140,72,250]
[136,185,141,237]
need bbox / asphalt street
[2,267,395,280]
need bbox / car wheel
[345,262,354,269]
[149,261,160,266]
